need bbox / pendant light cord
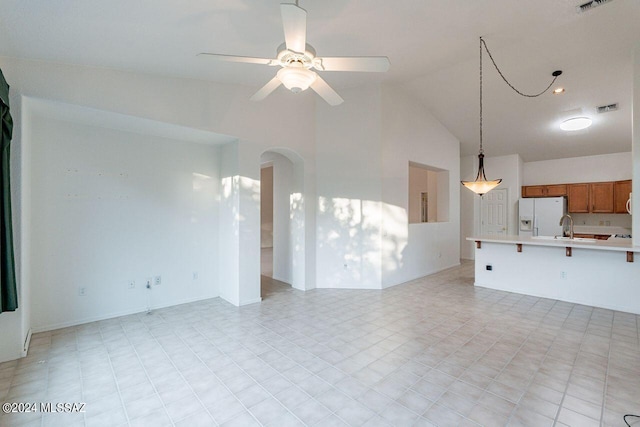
[480,37,484,154]
[480,37,561,98]
[479,36,562,154]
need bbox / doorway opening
[259,149,305,298]
[260,164,274,279]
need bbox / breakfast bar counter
[467,235,640,315]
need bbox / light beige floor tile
[1,263,637,426]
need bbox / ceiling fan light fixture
[277,66,317,93]
[560,117,592,131]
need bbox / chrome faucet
[559,214,574,239]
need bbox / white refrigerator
[518,197,567,237]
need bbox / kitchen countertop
[467,235,637,252]
[572,226,631,235]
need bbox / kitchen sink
[531,236,598,243]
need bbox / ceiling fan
[198,1,390,106]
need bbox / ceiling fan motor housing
[276,42,316,69]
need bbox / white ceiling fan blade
[313,56,390,72]
[197,53,277,66]
[250,76,283,102]
[280,3,307,53]
[310,76,343,106]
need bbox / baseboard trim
[474,282,640,316]
[381,262,462,289]
[239,297,262,306]
[31,294,219,333]
[22,329,32,357]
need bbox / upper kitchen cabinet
[614,180,632,214]
[567,182,614,213]
[524,180,629,214]
[590,182,614,213]
[521,184,567,198]
[568,183,590,213]
[546,184,568,197]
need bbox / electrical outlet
[128,280,135,290]
[192,272,198,280]
[78,287,86,296]
[154,276,161,286]
[561,271,567,279]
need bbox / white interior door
[481,188,508,235]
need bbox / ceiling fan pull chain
[480,37,561,98]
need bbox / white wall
[218,142,241,305]
[634,45,640,246]
[314,85,461,290]
[460,155,476,260]
[260,166,273,248]
[381,86,460,287]
[28,114,220,332]
[523,152,632,185]
[315,86,384,289]
[218,140,263,306]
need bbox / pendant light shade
[461,153,502,196]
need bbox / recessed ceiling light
[553,88,565,94]
[560,117,592,131]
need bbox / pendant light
[461,37,562,196]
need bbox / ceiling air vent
[577,0,613,13]
[596,103,618,113]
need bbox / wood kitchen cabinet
[521,184,567,198]
[567,182,614,213]
[522,185,545,197]
[567,183,590,213]
[546,184,568,197]
[614,180,632,213]
[590,182,614,213]
[523,180,630,214]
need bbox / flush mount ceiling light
[461,37,562,196]
[560,117,592,131]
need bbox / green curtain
[0,69,17,313]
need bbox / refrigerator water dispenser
[520,216,533,232]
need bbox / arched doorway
[260,149,305,297]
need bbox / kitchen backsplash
[571,213,632,228]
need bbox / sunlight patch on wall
[382,203,408,273]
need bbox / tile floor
[1,262,639,427]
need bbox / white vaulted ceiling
[1,0,638,161]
